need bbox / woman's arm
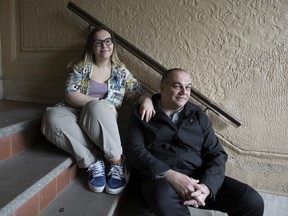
[119,66,155,121]
[138,94,156,122]
[65,92,99,108]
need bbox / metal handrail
[67,1,242,128]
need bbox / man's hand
[183,183,210,207]
[164,170,210,208]
[164,170,199,202]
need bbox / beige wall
[1,0,288,195]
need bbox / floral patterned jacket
[65,62,146,108]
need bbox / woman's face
[93,30,114,61]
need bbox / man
[124,68,264,216]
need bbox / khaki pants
[41,100,122,168]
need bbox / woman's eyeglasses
[93,38,113,47]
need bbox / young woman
[41,26,155,194]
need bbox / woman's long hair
[68,26,123,68]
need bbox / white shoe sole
[88,182,106,193]
[105,173,130,195]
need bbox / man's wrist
[155,170,169,179]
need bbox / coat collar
[151,93,198,122]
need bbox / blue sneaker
[105,157,127,194]
[87,159,106,192]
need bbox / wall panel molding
[1,0,85,103]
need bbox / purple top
[88,80,108,99]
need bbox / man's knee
[141,179,190,216]
[242,187,264,215]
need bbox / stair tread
[0,103,49,138]
[0,140,73,214]
[39,171,120,216]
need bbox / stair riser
[6,163,78,216]
[0,125,44,161]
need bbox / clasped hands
[165,170,210,208]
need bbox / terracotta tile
[11,131,32,155]
[0,136,12,160]
[11,125,44,155]
[57,168,71,193]
[15,193,39,216]
[40,179,57,211]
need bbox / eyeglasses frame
[93,37,114,47]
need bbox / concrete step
[39,170,120,216]
[0,100,49,137]
[0,100,78,216]
[0,100,122,216]
[0,139,77,216]
[0,100,49,161]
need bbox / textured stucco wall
[1,0,288,195]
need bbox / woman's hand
[138,94,155,122]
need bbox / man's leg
[200,176,264,216]
[141,178,190,216]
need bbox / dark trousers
[141,176,264,216]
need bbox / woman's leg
[79,100,127,194]
[41,106,96,168]
[79,100,122,161]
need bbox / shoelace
[88,160,105,177]
[108,164,124,180]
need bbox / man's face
[160,70,192,110]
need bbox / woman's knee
[42,109,59,125]
[41,107,77,136]
[80,100,117,128]
[84,100,106,111]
